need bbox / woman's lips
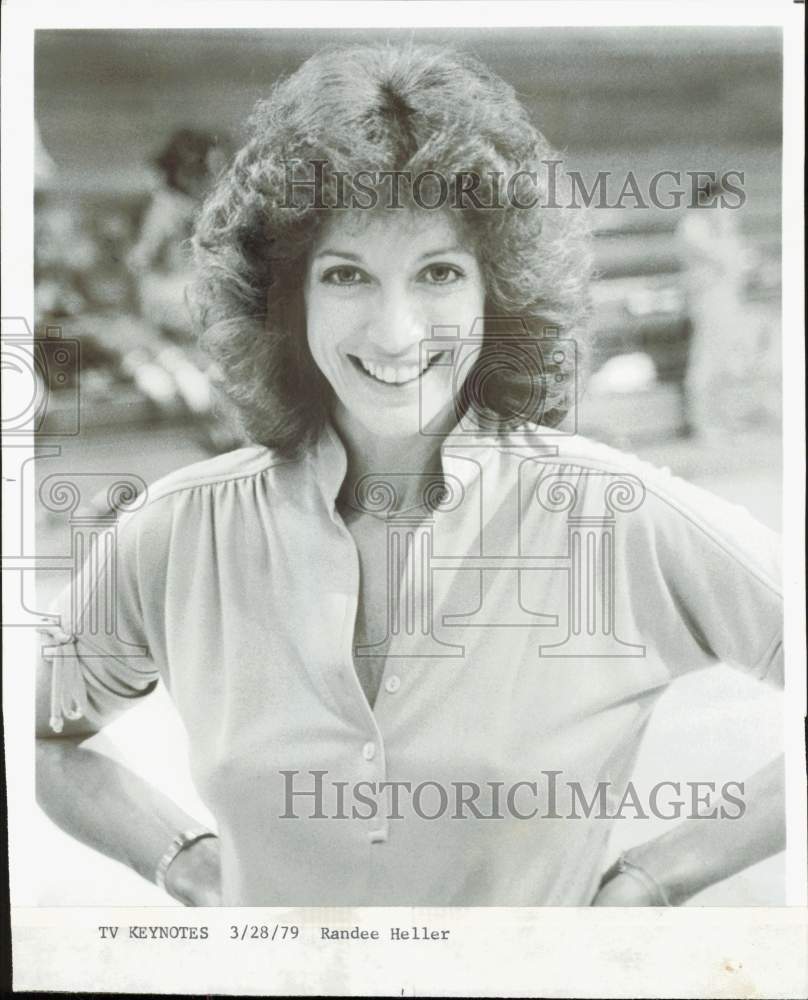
[348,351,447,386]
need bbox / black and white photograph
[3,2,806,996]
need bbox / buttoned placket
[313,425,392,845]
[313,420,549,847]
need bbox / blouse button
[384,675,401,694]
[362,741,377,761]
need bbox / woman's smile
[347,349,449,387]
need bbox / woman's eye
[322,266,366,286]
[421,264,462,285]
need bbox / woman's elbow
[35,733,90,809]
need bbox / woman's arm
[588,457,787,905]
[35,658,222,906]
[592,755,785,905]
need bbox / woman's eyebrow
[418,246,474,259]
[312,245,473,262]
[312,248,362,261]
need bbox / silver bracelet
[615,850,672,906]
[155,829,217,893]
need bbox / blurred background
[31,27,784,905]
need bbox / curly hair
[190,42,592,455]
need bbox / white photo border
[3,1,805,995]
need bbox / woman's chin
[351,410,429,441]
[334,395,457,444]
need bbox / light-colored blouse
[42,421,783,905]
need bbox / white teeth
[358,356,433,385]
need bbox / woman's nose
[366,289,423,357]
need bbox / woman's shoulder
[519,430,780,592]
[115,445,303,550]
[141,443,297,507]
[505,429,738,511]
[491,426,680,488]
[110,445,310,580]
[491,427,779,576]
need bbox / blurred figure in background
[128,128,231,338]
[676,176,751,441]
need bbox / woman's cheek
[439,283,485,326]
[327,296,365,341]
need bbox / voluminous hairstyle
[190,42,592,455]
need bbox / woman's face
[304,208,486,440]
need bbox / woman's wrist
[600,850,673,905]
[159,832,220,905]
[610,759,786,906]
[620,837,702,907]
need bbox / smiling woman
[35,41,785,909]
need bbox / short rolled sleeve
[627,468,783,687]
[38,507,161,732]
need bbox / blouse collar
[309,414,559,512]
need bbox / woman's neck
[332,405,451,516]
